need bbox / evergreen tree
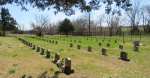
[0,8,17,36]
[58,18,74,35]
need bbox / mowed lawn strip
[21,35,150,78]
[0,37,57,78]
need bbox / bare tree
[72,16,88,35]
[105,13,121,36]
[96,15,103,35]
[126,0,141,34]
[142,5,150,33]
[31,15,49,36]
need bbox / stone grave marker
[99,42,102,46]
[101,48,107,56]
[40,48,45,55]
[32,45,35,50]
[107,43,110,47]
[36,47,40,52]
[46,50,50,58]
[133,41,140,52]
[88,46,92,52]
[120,51,130,61]
[119,44,123,50]
[69,43,73,47]
[77,45,81,49]
[53,53,60,64]
[63,57,74,75]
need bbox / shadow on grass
[51,71,61,78]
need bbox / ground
[0,35,150,78]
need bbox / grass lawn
[0,35,150,78]
[0,37,58,78]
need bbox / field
[0,35,150,78]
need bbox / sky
[1,0,150,30]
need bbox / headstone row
[29,36,58,45]
[18,37,74,75]
[100,45,130,61]
[52,53,74,75]
[18,38,52,59]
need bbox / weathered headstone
[30,43,32,47]
[52,40,54,44]
[119,44,123,50]
[88,46,92,52]
[36,47,40,52]
[107,43,110,47]
[69,43,73,47]
[40,48,45,55]
[49,40,51,43]
[46,50,50,58]
[101,48,107,56]
[115,40,117,43]
[133,41,140,51]
[63,57,74,75]
[55,41,58,44]
[120,51,130,61]
[53,53,60,64]
[77,45,81,49]
[32,45,35,50]
[98,42,102,46]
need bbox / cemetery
[0,0,150,78]
[1,34,150,78]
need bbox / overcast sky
[2,0,150,30]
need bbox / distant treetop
[0,0,132,15]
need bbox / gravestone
[101,48,107,56]
[98,42,102,46]
[133,41,140,51]
[77,45,81,49]
[46,50,50,58]
[115,40,117,43]
[52,40,54,44]
[40,48,45,55]
[120,51,130,61]
[36,47,40,52]
[119,45,123,50]
[107,43,110,47]
[32,45,35,50]
[63,57,74,75]
[55,41,58,44]
[30,43,32,47]
[53,53,60,64]
[88,46,92,52]
[49,40,51,43]
[69,43,73,47]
